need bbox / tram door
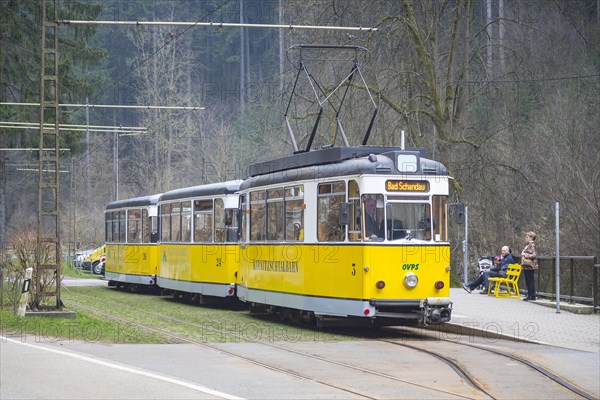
[315,181,367,301]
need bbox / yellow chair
[487,263,522,298]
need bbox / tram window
[432,195,448,241]
[285,185,304,241]
[214,198,225,243]
[118,210,126,243]
[267,189,284,241]
[348,181,360,241]
[385,202,431,241]
[105,212,112,243]
[142,209,150,243]
[317,182,346,242]
[362,194,384,241]
[181,201,192,242]
[113,212,118,242]
[240,195,247,242]
[161,203,171,242]
[250,191,266,241]
[225,209,239,242]
[128,209,142,244]
[194,199,213,242]
[170,202,182,242]
[112,212,119,243]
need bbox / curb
[531,299,595,315]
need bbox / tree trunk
[486,0,493,79]
[240,0,246,113]
[279,0,285,92]
[499,0,505,73]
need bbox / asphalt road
[2,331,598,399]
[62,277,108,287]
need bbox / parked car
[73,250,94,270]
[83,245,106,275]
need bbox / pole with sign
[17,267,33,317]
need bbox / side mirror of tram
[339,202,350,225]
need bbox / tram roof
[160,180,242,202]
[248,146,421,177]
[106,194,161,210]
[242,146,447,189]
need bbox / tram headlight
[404,272,418,288]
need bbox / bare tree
[123,23,203,194]
[9,229,57,309]
[275,0,599,263]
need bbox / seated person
[463,246,515,294]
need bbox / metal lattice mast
[34,0,62,310]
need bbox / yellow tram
[103,147,452,327]
[156,181,241,301]
[236,147,452,326]
[104,194,161,287]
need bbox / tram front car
[357,149,452,326]
[238,147,452,327]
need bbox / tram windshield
[385,202,431,241]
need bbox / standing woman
[521,231,538,301]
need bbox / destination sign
[386,180,429,192]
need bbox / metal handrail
[532,256,598,313]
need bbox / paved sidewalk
[447,288,600,353]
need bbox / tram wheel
[276,308,288,322]
[288,309,303,325]
[300,311,316,326]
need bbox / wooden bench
[487,263,522,298]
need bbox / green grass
[2,285,351,344]
[0,305,165,344]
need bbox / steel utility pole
[34,0,61,310]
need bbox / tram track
[430,340,597,400]
[63,287,485,399]
[377,334,597,400]
[378,340,493,398]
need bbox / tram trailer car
[156,181,241,302]
[104,194,161,288]
[237,146,452,327]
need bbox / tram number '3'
[402,264,419,271]
[352,263,356,276]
